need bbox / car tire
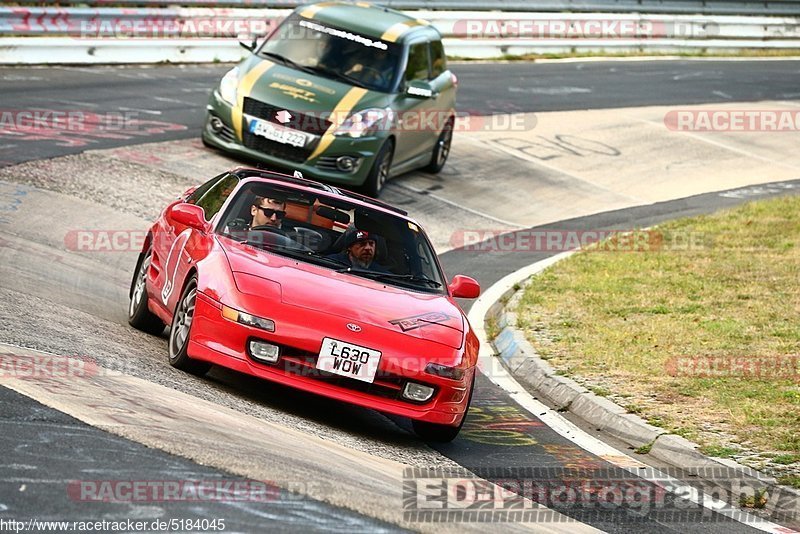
[424,117,453,174]
[362,139,394,198]
[412,373,475,442]
[168,275,211,376]
[128,249,165,335]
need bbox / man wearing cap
[329,229,389,272]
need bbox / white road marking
[634,116,800,172]
[469,254,794,534]
[394,182,526,229]
[508,86,592,95]
[153,96,195,106]
[713,90,733,99]
[118,107,162,116]
[483,139,642,204]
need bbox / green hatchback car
[202,1,457,196]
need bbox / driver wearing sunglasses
[250,195,287,230]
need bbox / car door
[154,173,239,316]
[392,40,438,167]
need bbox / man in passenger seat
[328,230,390,272]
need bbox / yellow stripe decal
[299,3,327,19]
[381,22,410,43]
[306,87,368,161]
[355,2,372,7]
[232,61,274,141]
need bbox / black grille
[243,97,332,136]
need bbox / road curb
[483,249,800,513]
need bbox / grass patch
[485,316,500,341]
[516,195,800,459]
[778,476,800,489]
[773,454,800,465]
[700,445,738,458]
[739,488,768,509]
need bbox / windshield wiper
[308,66,368,89]
[258,52,317,75]
[335,269,442,287]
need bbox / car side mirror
[449,275,480,299]
[169,203,209,232]
[239,37,258,53]
[406,80,435,99]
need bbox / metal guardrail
[2,7,799,40]
[19,0,800,16]
[1,8,798,63]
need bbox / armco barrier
[19,0,800,17]
[1,8,799,63]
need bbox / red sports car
[128,167,480,441]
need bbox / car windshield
[216,181,447,293]
[258,15,402,93]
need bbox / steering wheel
[250,225,313,253]
[358,66,387,85]
[251,225,288,235]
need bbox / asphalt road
[1,60,798,532]
[1,60,799,166]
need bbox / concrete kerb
[480,247,800,506]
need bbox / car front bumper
[203,91,386,189]
[188,290,473,426]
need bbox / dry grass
[517,196,800,464]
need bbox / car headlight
[218,67,240,106]
[334,108,393,138]
[222,305,275,332]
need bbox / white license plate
[249,119,308,148]
[316,337,381,384]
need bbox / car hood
[221,239,465,349]
[241,58,391,115]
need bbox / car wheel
[128,249,165,335]
[424,117,453,173]
[362,139,394,198]
[412,373,475,442]
[168,275,211,376]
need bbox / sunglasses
[254,206,287,219]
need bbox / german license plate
[316,337,381,383]
[249,118,308,148]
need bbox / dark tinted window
[430,40,446,78]
[195,174,240,221]
[404,43,430,82]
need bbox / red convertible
[128,167,480,441]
